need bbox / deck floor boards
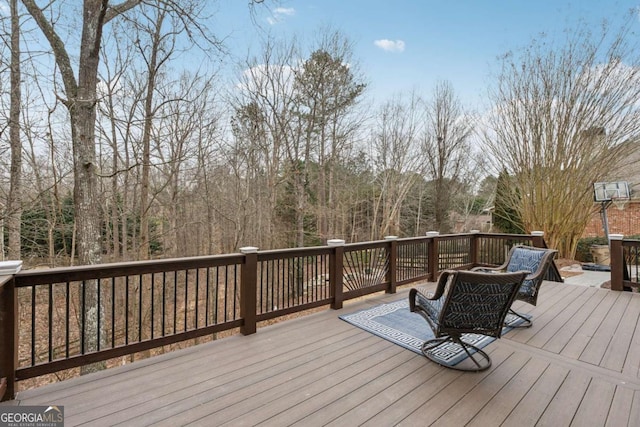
[6,281,640,426]
[524,285,599,349]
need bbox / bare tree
[20,0,267,374]
[21,0,146,373]
[126,0,197,260]
[21,0,268,258]
[229,100,273,249]
[154,72,220,256]
[483,17,640,257]
[6,0,22,260]
[370,91,427,239]
[422,80,474,233]
[96,30,140,261]
[21,0,143,267]
[230,36,299,248]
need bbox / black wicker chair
[409,270,526,371]
[472,245,558,327]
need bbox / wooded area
[0,1,490,268]
[1,1,640,266]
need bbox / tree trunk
[7,0,22,261]
[73,1,110,373]
[138,8,166,260]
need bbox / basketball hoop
[611,196,628,211]
[593,181,631,239]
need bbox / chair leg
[506,308,532,328]
[421,337,492,372]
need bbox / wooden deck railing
[609,234,640,292]
[0,231,555,400]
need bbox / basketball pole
[600,200,612,241]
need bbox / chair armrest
[524,261,552,282]
[471,266,504,273]
[430,270,454,301]
[409,270,455,312]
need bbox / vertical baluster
[97,279,101,351]
[633,246,640,283]
[283,258,288,307]
[275,259,281,308]
[110,277,115,348]
[299,256,302,304]
[287,258,292,307]
[48,283,53,361]
[314,255,319,302]
[233,264,238,318]
[195,269,200,329]
[214,267,219,324]
[173,271,177,334]
[125,276,130,345]
[205,267,210,327]
[81,280,86,355]
[287,257,292,306]
[162,272,166,336]
[65,282,70,358]
[302,257,307,304]
[138,274,143,341]
[31,285,36,365]
[274,260,278,311]
[324,253,329,299]
[267,260,271,312]
[258,262,263,315]
[224,265,229,322]
[151,272,155,340]
[184,270,189,331]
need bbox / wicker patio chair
[409,270,526,372]
[472,245,558,327]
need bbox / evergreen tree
[493,170,524,234]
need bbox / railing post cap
[327,239,346,247]
[426,231,439,237]
[384,235,398,240]
[531,231,544,236]
[240,246,259,254]
[609,234,624,240]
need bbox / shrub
[575,236,609,262]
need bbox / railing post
[470,230,480,266]
[384,236,398,294]
[426,231,439,281]
[531,231,545,248]
[0,276,16,401]
[609,234,624,292]
[328,239,345,309]
[240,247,258,335]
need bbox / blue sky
[216,0,640,111]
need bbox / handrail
[0,232,558,401]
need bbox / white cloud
[267,7,295,25]
[236,64,296,95]
[275,7,295,16]
[374,39,406,53]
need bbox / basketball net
[611,196,628,211]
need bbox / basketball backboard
[593,181,630,202]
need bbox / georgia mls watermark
[0,406,64,427]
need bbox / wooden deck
[3,281,640,426]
